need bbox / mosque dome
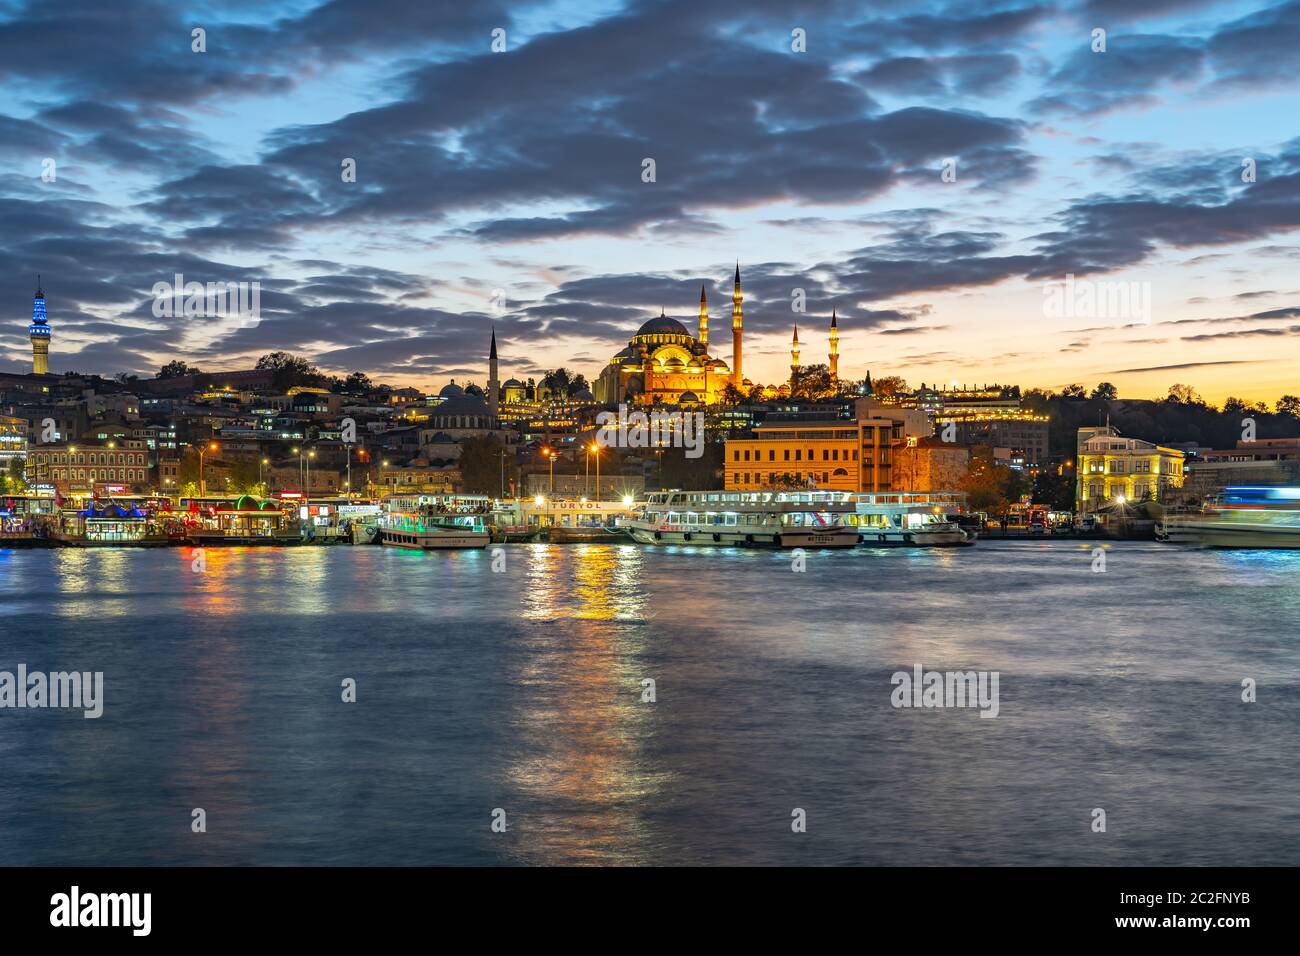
[438,381,464,398]
[635,314,690,338]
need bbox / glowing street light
[541,447,556,496]
[199,440,219,497]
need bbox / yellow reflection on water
[572,544,646,621]
[506,544,664,864]
[51,549,138,619]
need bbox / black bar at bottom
[0,866,1280,941]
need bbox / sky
[1,0,1298,404]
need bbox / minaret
[731,263,743,388]
[829,309,839,386]
[29,276,50,375]
[488,327,500,417]
[790,322,800,388]
[697,284,708,348]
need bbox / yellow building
[1076,425,1185,511]
[725,415,903,491]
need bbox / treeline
[1024,383,1300,458]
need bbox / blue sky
[2,0,1298,403]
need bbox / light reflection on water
[1,541,1298,865]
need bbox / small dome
[464,383,484,396]
[503,378,523,388]
[662,356,685,368]
[635,315,690,338]
[572,388,594,401]
[439,381,464,398]
[678,391,699,404]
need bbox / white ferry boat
[846,492,975,547]
[626,490,859,548]
[378,495,491,550]
[1157,486,1300,549]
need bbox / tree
[1166,383,1203,405]
[4,457,27,492]
[566,373,589,397]
[1222,396,1249,416]
[1278,395,1300,418]
[1061,384,1086,400]
[959,446,1020,515]
[158,360,200,379]
[458,434,505,494]
[256,352,325,390]
[1090,382,1117,401]
[790,363,832,399]
[873,375,909,397]
[541,368,572,399]
[340,369,371,392]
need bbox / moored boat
[626,490,858,548]
[846,492,975,547]
[378,495,491,550]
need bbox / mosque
[593,266,746,406]
[593,266,841,405]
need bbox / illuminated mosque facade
[594,266,747,406]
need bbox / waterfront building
[28,436,150,495]
[29,279,51,375]
[1076,425,1185,512]
[724,403,904,492]
[523,473,645,500]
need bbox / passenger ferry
[845,492,975,547]
[378,495,491,550]
[50,501,172,547]
[1157,486,1300,549]
[626,490,859,548]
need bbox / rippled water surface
[2,541,1298,865]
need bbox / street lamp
[542,447,555,497]
[589,441,601,500]
[199,441,218,497]
[260,457,269,493]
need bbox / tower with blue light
[29,276,50,375]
